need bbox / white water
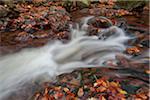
[0,16,129,99]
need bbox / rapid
[0,16,129,99]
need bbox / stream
[0,7,149,100]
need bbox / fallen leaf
[96,86,106,92]
[101,96,106,100]
[90,87,96,92]
[110,81,119,87]
[54,92,63,99]
[145,70,150,74]
[63,87,69,93]
[117,88,127,94]
[126,46,140,54]
[78,88,84,97]
[136,93,148,100]
[54,86,61,91]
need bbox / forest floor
[0,1,149,100]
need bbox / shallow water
[0,16,130,99]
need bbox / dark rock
[87,16,113,28]
[0,5,9,18]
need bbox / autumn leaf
[54,92,63,99]
[145,70,150,74]
[117,88,127,94]
[77,88,84,97]
[99,95,106,100]
[63,87,69,93]
[96,86,107,92]
[126,46,140,54]
[110,81,120,87]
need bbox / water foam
[0,16,129,99]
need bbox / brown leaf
[78,88,84,97]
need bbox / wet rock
[140,40,149,48]
[0,5,9,18]
[32,0,46,3]
[87,26,99,36]
[47,6,70,32]
[115,1,146,11]
[49,31,70,41]
[87,16,113,28]
[15,32,31,42]
[32,30,50,39]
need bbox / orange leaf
[99,95,106,100]
[110,81,119,87]
[54,92,63,99]
[145,70,150,74]
[96,86,106,92]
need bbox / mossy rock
[63,0,90,12]
[115,1,148,10]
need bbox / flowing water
[0,16,129,99]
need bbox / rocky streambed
[0,1,149,100]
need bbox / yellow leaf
[118,88,127,94]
